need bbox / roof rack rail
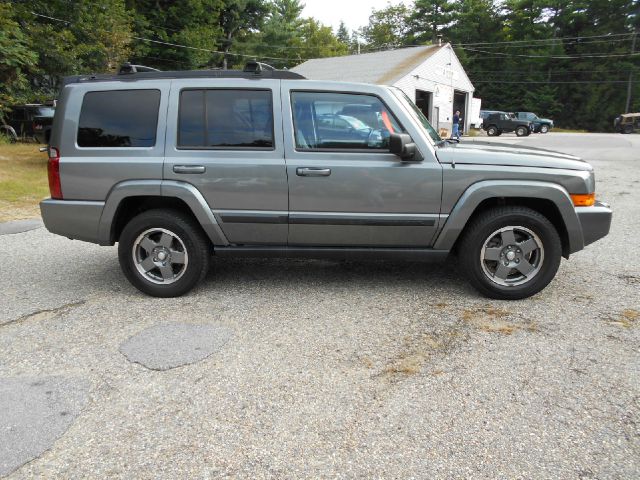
[63,61,305,86]
[118,62,161,74]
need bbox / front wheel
[118,209,211,297]
[458,206,562,300]
[623,124,633,134]
[540,124,549,134]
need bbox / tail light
[47,147,63,199]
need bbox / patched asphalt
[119,323,234,370]
[0,133,638,478]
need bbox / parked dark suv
[482,112,533,137]
[39,62,611,300]
[515,112,554,133]
[1,104,55,143]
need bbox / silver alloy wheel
[540,124,549,133]
[480,226,544,287]
[132,228,189,285]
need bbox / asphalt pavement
[0,133,638,478]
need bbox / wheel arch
[433,180,583,258]
[98,180,229,246]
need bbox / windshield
[390,87,441,144]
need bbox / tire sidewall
[487,126,497,136]
[516,126,526,137]
[118,211,208,297]
[540,125,549,133]
[461,210,562,300]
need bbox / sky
[302,0,403,33]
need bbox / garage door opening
[415,90,433,122]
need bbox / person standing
[452,110,461,139]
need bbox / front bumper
[40,199,105,244]
[576,201,612,247]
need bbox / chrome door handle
[296,167,331,177]
[173,165,206,174]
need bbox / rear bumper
[576,201,612,247]
[40,199,105,244]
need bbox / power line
[453,32,635,47]
[30,12,306,64]
[473,79,640,84]
[461,46,640,58]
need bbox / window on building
[178,89,274,149]
[77,90,160,147]
[291,91,404,151]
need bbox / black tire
[486,125,498,136]
[458,206,562,300]
[118,209,210,297]
[540,124,549,134]
[515,126,528,137]
[623,124,633,134]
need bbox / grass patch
[461,306,536,335]
[552,128,589,133]
[0,143,49,222]
[607,309,639,328]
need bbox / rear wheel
[486,125,498,136]
[515,126,528,137]
[458,206,562,300]
[118,209,210,297]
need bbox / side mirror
[389,133,418,161]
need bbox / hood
[435,140,592,171]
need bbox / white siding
[393,45,475,134]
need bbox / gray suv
[40,62,612,300]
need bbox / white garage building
[292,43,476,135]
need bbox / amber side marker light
[571,193,596,207]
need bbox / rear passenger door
[164,80,288,245]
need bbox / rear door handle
[296,167,331,177]
[173,165,206,174]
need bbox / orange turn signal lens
[570,193,596,207]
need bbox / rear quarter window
[77,89,161,147]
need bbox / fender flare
[433,180,584,253]
[97,180,229,246]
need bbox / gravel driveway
[1,133,638,479]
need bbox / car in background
[1,103,55,143]
[614,113,640,134]
[515,112,554,133]
[481,112,533,137]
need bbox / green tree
[247,0,306,68]
[0,2,38,115]
[410,0,454,44]
[360,3,412,50]
[218,0,270,68]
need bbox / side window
[178,89,274,149]
[77,90,160,147]
[291,91,404,151]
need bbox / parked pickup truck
[516,112,554,133]
[40,61,612,300]
[482,112,533,137]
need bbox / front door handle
[173,165,206,174]
[296,167,331,177]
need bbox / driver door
[281,84,443,247]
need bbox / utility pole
[626,28,638,113]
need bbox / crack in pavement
[2,301,87,328]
